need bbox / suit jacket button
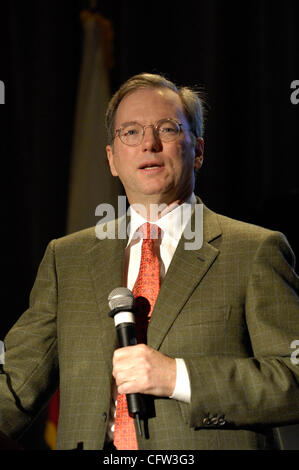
[102,412,107,422]
[218,416,226,426]
[203,417,211,425]
[210,416,219,425]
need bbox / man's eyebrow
[117,120,140,128]
[117,117,177,128]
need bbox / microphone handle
[116,322,137,347]
[115,323,144,425]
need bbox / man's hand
[112,344,176,397]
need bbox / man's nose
[141,125,162,152]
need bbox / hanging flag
[66,9,122,235]
[44,389,60,450]
[45,9,119,450]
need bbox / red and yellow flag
[44,389,60,449]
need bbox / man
[0,73,299,450]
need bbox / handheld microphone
[108,287,144,436]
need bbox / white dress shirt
[125,194,197,402]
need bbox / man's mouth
[139,162,163,170]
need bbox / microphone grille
[108,287,134,310]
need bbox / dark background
[0,0,298,450]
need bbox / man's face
[106,87,203,207]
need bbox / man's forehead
[115,87,185,125]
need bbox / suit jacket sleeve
[179,231,299,429]
[0,241,59,439]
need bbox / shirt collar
[127,193,196,246]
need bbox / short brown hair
[105,73,206,145]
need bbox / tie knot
[139,222,160,240]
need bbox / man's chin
[126,181,191,207]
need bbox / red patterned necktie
[113,222,160,450]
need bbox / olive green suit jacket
[1,202,299,450]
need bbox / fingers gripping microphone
[108,287,143,436]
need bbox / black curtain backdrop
[1,0,298,449]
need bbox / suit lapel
[148,203,222,350]
[86,216,128,369]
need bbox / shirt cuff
[169,358,191,403]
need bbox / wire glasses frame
[114,118,183,147]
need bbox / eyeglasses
[114,118,183,147]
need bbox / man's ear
[194,137,204,170]
[106,145,119,177]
